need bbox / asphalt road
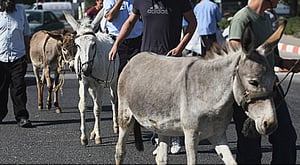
[1,59,300,164]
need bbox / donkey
[64,11,119,145]
[114,22,287,164]
[30,30,76,113]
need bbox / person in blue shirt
[0,0,32,128]
[103,0,143,74]
[193,0,222,56]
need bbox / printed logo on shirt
[147,3,168,15]
[120,4,125,10]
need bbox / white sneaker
[170,137,182,154]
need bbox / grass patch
[285,17,300,38]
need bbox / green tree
[84,0,94,11]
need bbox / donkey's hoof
[114,126,119,134]
[81,138,88,146]
[90,131,96,140]
[95,137,102,144]
[38,105,43,110]
[55,107,62,113]
[47,104,52,110]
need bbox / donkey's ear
[256,20,287,57]
[91,8,104,32]
[64,11,80,31]
[241,22,256,54]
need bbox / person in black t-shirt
[109,0,196,58]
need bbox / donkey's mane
[204,42,241,60]
[76,17,94,35]
[79,17,91,27]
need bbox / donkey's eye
[249,80,259,87]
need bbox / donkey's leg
[155,135,169,165]
[44,67,52,110]
[78,80,88,145]
[40,68,46,109]
[110,78,118,133]
[115,109,135,165]
[33,66,43,110]
[53,70,61,113]
[88,87,103,144]
[183,129,200,165]
[208,133,237,165]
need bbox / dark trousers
[233,82,297,164]
[200,33,217,56]
[0,57,29,122]
[114,35,142,75]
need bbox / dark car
[25,9,65,36]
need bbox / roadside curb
[275,41,300,72]
[278,43,300,55]
[274,67,288,72]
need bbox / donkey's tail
[133,121,144,151]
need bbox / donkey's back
[30,30,60,68]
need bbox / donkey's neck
[185,52,241,109]
[91,32,115,79]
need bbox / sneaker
[170,137,182,154]
[17,119,32,128]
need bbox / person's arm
[24,35,30,62]
[108,13,139,60]
[275,51,300,72]
[22,5,31,62]
[216,5,222,22]
[105,0,123,22]
[229,39,241,47]
[167,10,197,56]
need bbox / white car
[274,0,290,16]
[30,2,74,19]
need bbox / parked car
[25,10,65,36]
[29,2,75,20]
[274,0,290,16]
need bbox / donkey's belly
[136,117,184,136]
